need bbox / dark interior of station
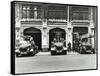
[73,27,88,52]
[23,27,89,51]
[49,28,66,49]
[23,27,41,50]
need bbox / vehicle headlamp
[63,47,67,50]
[51,48,55,50]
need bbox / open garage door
[73,27,88,40]
[49,28,66,49]
[23,27,41,50]
[73,27,88,52]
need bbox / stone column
[20,27,24,41]
[88,7,94,33]
[89,7,94,48]
[91,28,94,48]
[15,3,22,48]
[67,6,73,48]
[42,19,48,51]
[47,29,49,49]
[42,28,48,51]
[66,31,68,47]
[67,26,73,48]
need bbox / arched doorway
[49,28,66,49]
[23,27,41,50]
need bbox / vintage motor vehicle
[51,40,67,55]
[79,34,95,54]
[80,43,94,54]
[15,37,38,57]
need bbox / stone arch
[48,27,66,32]
[49,27,66,49]
[23,26,42,32]
[72,27,88,52]
[23,27,42,50]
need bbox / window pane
[22,5,41,19]
[37,10,41,19]
[47,6,67,19]
[72,6,89,20]
[22,6,27,19]
[72,13,79,20]
[29,10,34,19]
[29,6,34,19]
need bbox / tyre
[51,51,56,55]
[62,51,67,55]
[79,48,86,54]
[31,51,36,56]
[16,53,20,57]
[16,54,19,57]
[28,52,33,56]
[92,48,95,54]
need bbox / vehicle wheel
[79,50,82,54]
[16,54,19,57]
[35,50,38,54]
[31,52,35,56]
[62,51,67,55]
[32,49,38,56]
[92,48,95,54]
[79,50,84,54]
[28,52,33,56]
[16,53,20,57]
[79,48,85,54]
[51,51,56,55]
[30,49,36,56]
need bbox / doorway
[49,28,66,49]
[23,27,41,50]
[73,27,88,52]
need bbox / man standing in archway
[30,37,38,54]
[67,42,71,52]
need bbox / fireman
[67,42,71,52]
[30,37,38,52]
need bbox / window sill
[21,19,42,21]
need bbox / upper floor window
[71,6,89,20]
[22,5,41,19]
[47,6,67,20]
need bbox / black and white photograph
[11,1,98,75]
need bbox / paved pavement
[36,51,79,55]
[15,52,97,74]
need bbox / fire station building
[15,1,97,51]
